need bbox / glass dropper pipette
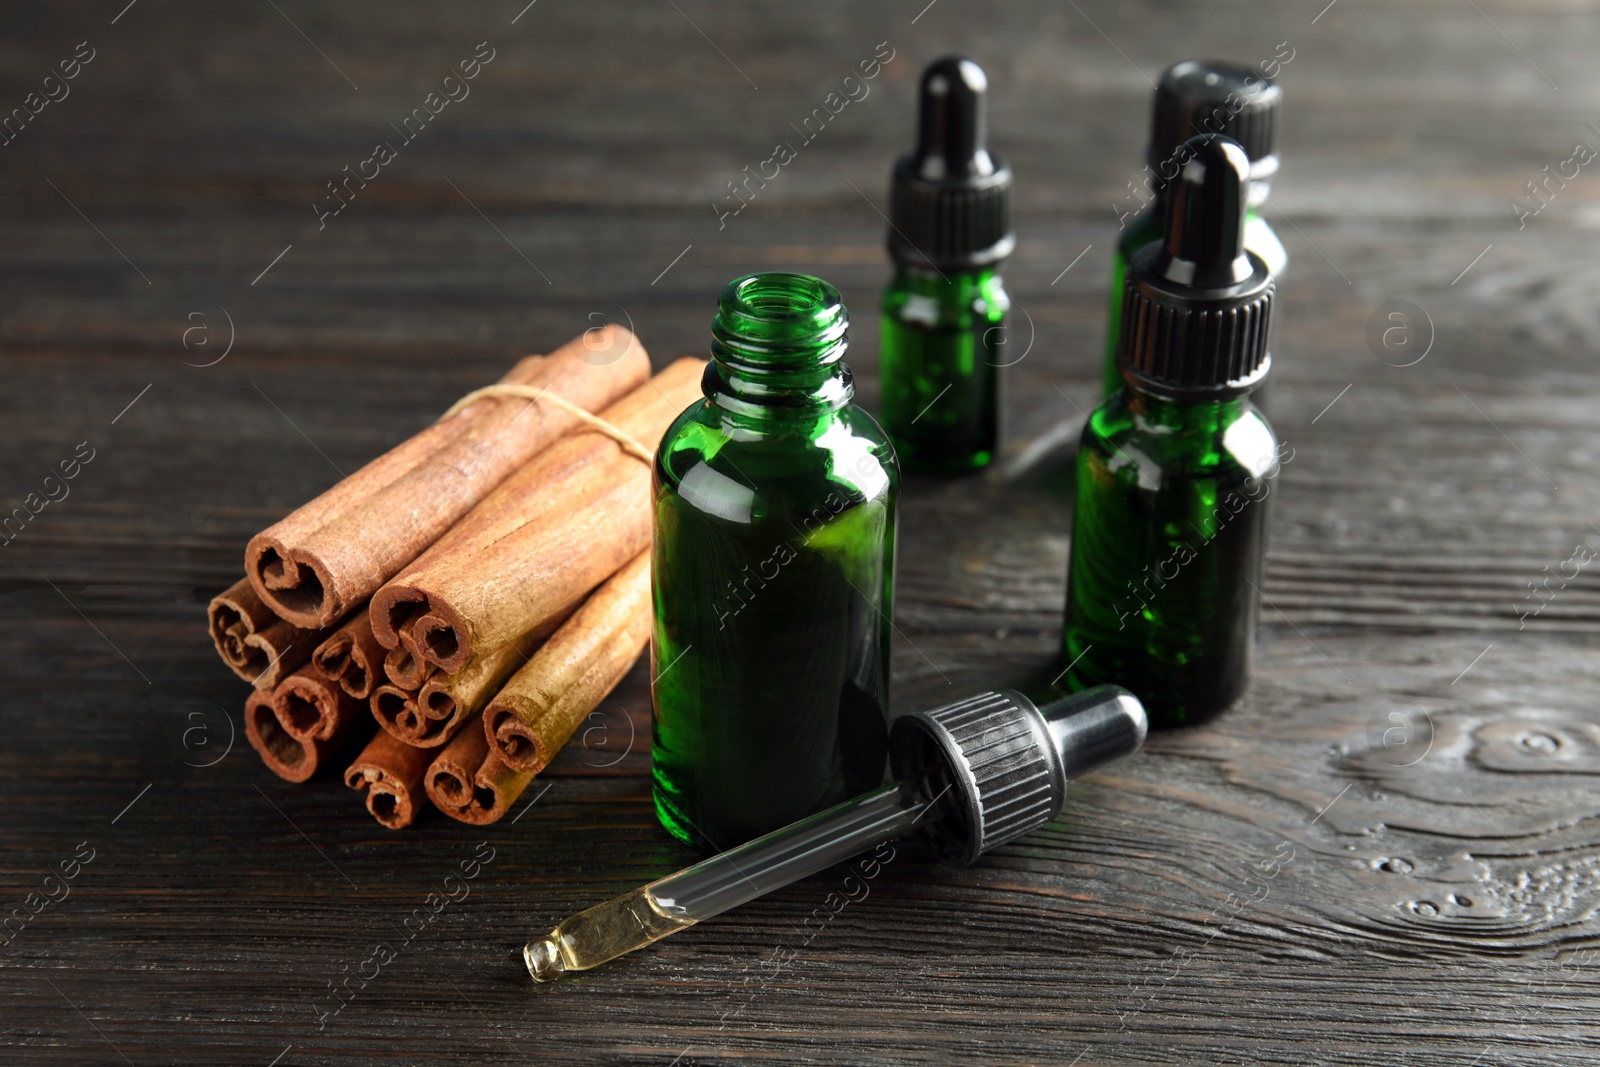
[524,685,1147,981]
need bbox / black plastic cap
[889,56,1014,271]
[1120,134,1275,398]
[1149,59,1281,183]
[888,686,1146,866]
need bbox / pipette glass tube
[524,685,1146,981]
[524,782,920,980]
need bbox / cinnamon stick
[424,714,534,825]
[369,613,441,740]
[380,605,434,687]
[244,688,315,782]
[246,327,650,630]
[384,607,569,748]
[486,550,650,774]
[274,664,367,744]
[426,554,651,824]
[372,358,704,674]
[344,730,434,829]
[209,578,332,689]
[310,607,384,700]
[245,684,374,783]
[370,680,431,739]
[411,645,525,745]
[383,642,434,690]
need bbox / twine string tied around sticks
[439,384,654,464]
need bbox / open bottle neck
[707,272,856,425]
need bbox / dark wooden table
[3,1,1596,1063]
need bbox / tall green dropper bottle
[652,273,899,853]
[1102,60,1285,398]
[879,56,1014,473]
[1064,134,1280,728]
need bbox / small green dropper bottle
[652,273,900,852]
[1063,135,1279,728]
[879,56,1014,473]
[1102,60,1285,398]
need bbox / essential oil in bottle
[879,56,1014,473]
[1063,134,1280,728]
[651,272,900,852]
[1102,59,1285,398]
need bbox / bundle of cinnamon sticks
[209,327,700,828]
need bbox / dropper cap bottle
[523,685,1145,981]
[1062,133,1280,727]
[878,56,1014,473]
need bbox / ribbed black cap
[888,686,1146,866]
[1149,60,1281,183]
[889,56,1014,271]
[1120,134,1275,398]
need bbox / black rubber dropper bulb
[1162,137,1252,287]
[523,686,1146,980]
[888,53,1013,266]
[911,56,992,182]
[1122,133,1273,395]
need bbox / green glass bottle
[1102,60,1286,398]
[1065,136,1280,728]
[651,272,900,852]
[879,56,1014,473]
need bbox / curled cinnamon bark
[371,681,429,739]
[244,688,317,783]
[486,551,650,774]
[387,608,572,749]
[380,605,434,687]
[423,550,649,823]
[425,716,534,825]
[383,643,434,690]
[274,665,367,743]
[246,683,374,783]
[372,358,703,673]
[310,608,384,700]
[209,578,332,689]
[412,652,518,746]
[246,327,650,630]
[411,647,523,748]
[344,731,434,829]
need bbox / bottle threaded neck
[709,272,853,413]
